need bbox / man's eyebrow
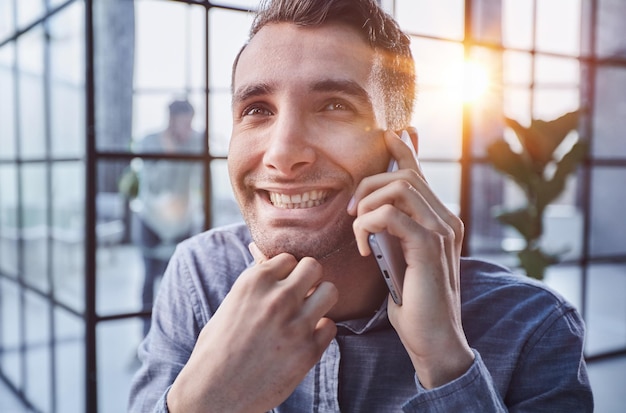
[232,83,274,106]
[310,79,373,107]
[232,79,373,108]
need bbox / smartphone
[369,230,406,305]
[368,130,415,305]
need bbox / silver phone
[369,230,406,305]
[367,130,414,305]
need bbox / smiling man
[128,1,593,412]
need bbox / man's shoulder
[174,222,253,278]
[181,222,252,257]
[137,132,160,147]
[459,257,574,314]
[168,222,252,298]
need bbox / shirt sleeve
[402,307,593,412]
[402,350,507,412]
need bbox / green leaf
[118,167,139,199]
[552,141,587,182]
[494,208,541,243]
[518,247,559,280]
[486,139,533,189]
[504,110,580,172]
[536,141,588,211]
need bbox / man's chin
[251,230,358,262]
[256,239,325,261]
[246,212,357,261]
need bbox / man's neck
[319,244,388,322]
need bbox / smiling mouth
[268,190,330,209]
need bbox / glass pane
[411,38,464,160]
[0,0,14,41]
[211,159,242,228]
[503,51,532,86]
[93,0,134,153]
[50,0,70,7]
[0,279,22,386]
[17,25,46,160]
[469,163,505,254]
[52,162,85,312]
[589,167,626,257]
[502,0,534,50]
[97,318,144,413]
[543,264,582,312]
[0,165,19,277]
[98,158,204,320]
[209,7,254,89]
[586,263,626,355]
[469,0,504,44]
[469,47,505,158]
[592,65,626,159]
[596,0,626,58]
[55,307,85,413]
[22,163,50,291]
[24,290,52,412]
[0,44,16,159]
[532,88,580,121]
[534,56,580,86]
[209,90,232,157]
[542,203,584,262]
[422,162,461,215]
[396,0,464,40]
[135,0,205,90]
[502,87,531,126]
[132,94,205,155]
[50,1,85,159]
[16,0,44,30]
[536,0,581,56]
[96,161,141,317]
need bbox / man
[131,99,202,337]
[129,1,593,412]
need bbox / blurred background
[0,0,625,412]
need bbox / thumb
[248,242,268,264]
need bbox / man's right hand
[166,250,338,413]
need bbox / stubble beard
[245,210,358,261]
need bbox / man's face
[170,113,194,141]
[229,22,389,260]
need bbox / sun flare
[444,59,491,104]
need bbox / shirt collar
[336,298,391,335]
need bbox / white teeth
[269,190,328,209]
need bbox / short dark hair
[168,100,194,116]
[233,0,416,130]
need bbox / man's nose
[262,113,316,175]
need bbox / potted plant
[486,110,587,280]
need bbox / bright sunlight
[444,59,491,104]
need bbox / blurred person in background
[128,99,203,337]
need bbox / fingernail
[347,195,356,211]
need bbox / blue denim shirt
[128,224,593,412]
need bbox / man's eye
[324,101,351,112]
[243,106,272,116]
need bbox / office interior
[0,0,625,412]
